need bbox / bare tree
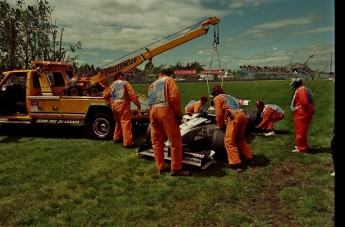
[0,0,82,71]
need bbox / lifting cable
[206,23,221,95]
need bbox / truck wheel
[211,128,227,161]
[88,85,103,96]
[88,113,114,140]
[67,85,82,96]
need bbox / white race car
[137,101,260,169]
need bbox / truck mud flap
[137,143,216,169]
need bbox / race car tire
[211,128,227,161]
[146,123,151,144]
[246,109,261,126]
[145,123,168,145]
[245,109,261,134]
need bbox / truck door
[0,72,27,115]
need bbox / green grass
[0,79,335,226]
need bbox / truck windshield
[3,73,27,86]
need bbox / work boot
[264,131,275,136]
[291,148,300,153]
[229,163,245,172]
[170,169,190,176]
[157,168,169,174]
[124,143,138,149]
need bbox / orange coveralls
[103,79,140,146]
[291,85,315,152]
[256,104,284,131]
[147,75,183,172]
[213,94,252,165]
[185,100,203,114]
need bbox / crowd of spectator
[239,64,316,74]
[71,64,332,84]
[240,65,291,73]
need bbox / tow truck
[0,61,150,139]
[0,17,220,139]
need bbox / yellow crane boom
[68,16,220,96]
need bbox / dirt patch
[249,163,311,226]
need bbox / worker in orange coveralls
[211,85,252,172]
[290,77,315,153]
[185,96,208,115]
[103,71,141,148]
[147,66,190,176]
[254,100,284,136]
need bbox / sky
[15,0,335,72]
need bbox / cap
[160,65,173,75]
[200,96,208,102]
[211,85,223,96]
[256,100,264,107]
[289,77,301,86]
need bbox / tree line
[0,0,81,72]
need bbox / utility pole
[330,52,333,72]
[304,55,313,66]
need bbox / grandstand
[239,64,333,80]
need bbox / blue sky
[18,0,335,72]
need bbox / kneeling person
[255,100,284,136]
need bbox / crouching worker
[185,96,209,115]
[211,85,253,172]
[254,100,284,136]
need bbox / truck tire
[67,85,82,96]
[88,113,114,140]
[210,128,227,161]
[88,84,103,96]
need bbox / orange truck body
[0,61,149,139]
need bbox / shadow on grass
[185,153,271,177]
[216,153,271,169]
[308,147,332,154]
[0,124,148,143]
[0,124,87,142]
[136,141,271,177]
[275,130,292,135]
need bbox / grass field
[0,79,335,226]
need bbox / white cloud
[12,0,334,71]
